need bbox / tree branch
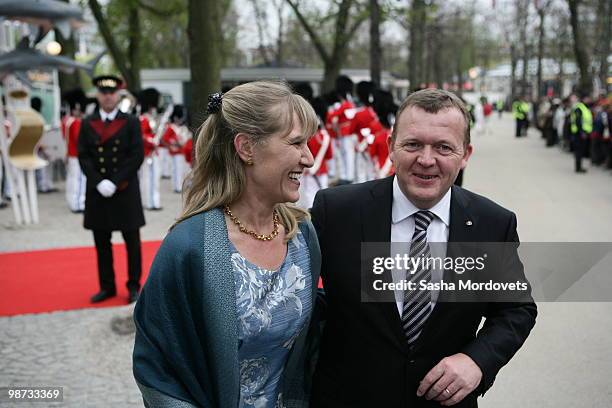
[249,0,272,65]
[330,0,352,60]
[88,0,135,91]
[137,0,182,17]
[346,4,368,42]
[286,0,330,63]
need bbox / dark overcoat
[78,110,145,231]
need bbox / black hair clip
[206,92,223,114]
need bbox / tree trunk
[424,24,433,87]
[127,4,141,93]
[322,59,343,93]
[557,47,564,85]
[456,60,464,97]
[275,0,285,65]
[250,0,271,65]
[408,0,426,90]
[188,0,222,132]
[55,0,79,93]
[510,44,518,101]
[518,0,529,97]
[567,0,593,95]
[536,8,545,98]
[55,28,79,92]
[88,0,139,94]
[594,0,610,93]
[432,18,443,88]
[369,0,381,87]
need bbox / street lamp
[46,41,62,56]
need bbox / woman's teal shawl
[133,208,322,408]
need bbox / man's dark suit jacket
[310,176,537,408]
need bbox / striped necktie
[402,210,435,346]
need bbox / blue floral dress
[230,230,312,408]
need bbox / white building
[141,67,405,105]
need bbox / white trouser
[0,154,4,203]
[482,116,490,134]
[297,173,328,210]
[327,139,342,180]
[65,157,86,211]
[339,135,357,182]
[326,158,336,179]
[171,154,187,192]
[36,164,54,191]
[355,152,376,183]
[159,147,172,178]
[140,155,161,209]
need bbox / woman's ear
[234,133,254,165]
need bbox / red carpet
[0,241,161,317]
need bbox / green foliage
[104,0,188,69]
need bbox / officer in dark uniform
[78,75,145,304]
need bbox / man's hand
[416,353,482,406]
[96,180,117,197]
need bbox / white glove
[96,180,117,197]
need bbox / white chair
[7,104,47,224]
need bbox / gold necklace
[224,205,280,241]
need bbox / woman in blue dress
[133,81,322,407]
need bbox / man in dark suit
[78,75,145,304]
[310,89,537,407]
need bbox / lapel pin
[465,220,473,226]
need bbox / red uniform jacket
[348,107,378,142]
[368,124,393,174]
[325,100,355,138]
[140,115,157,157]
[162,125,183,155]
[183,138,193,165]
[64,117,82,158]
[307,129,333,176]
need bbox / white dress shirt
[390,176,451,316]
[99,108,119,122]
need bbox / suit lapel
[361,177,409,350]
[448,185,477,244]
[361,176,393,244]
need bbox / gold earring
[246,157,254,165]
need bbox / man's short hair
[392,88,471,145]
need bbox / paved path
[1,114,611,407]
[459,115,612,408]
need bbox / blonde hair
[175,81,319,240]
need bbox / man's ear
[460,144,473,169]
[387,134,395,162]
[234,133,253,164]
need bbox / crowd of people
[514,92,611,173]
[61,84,194,214]
[292,76,399,209]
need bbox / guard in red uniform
[298,126,333,209]
[371,89,398,178]
[63,89,87,212]
[138,88,162,210]
[161,105,190,193]
[326,76,356,183]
